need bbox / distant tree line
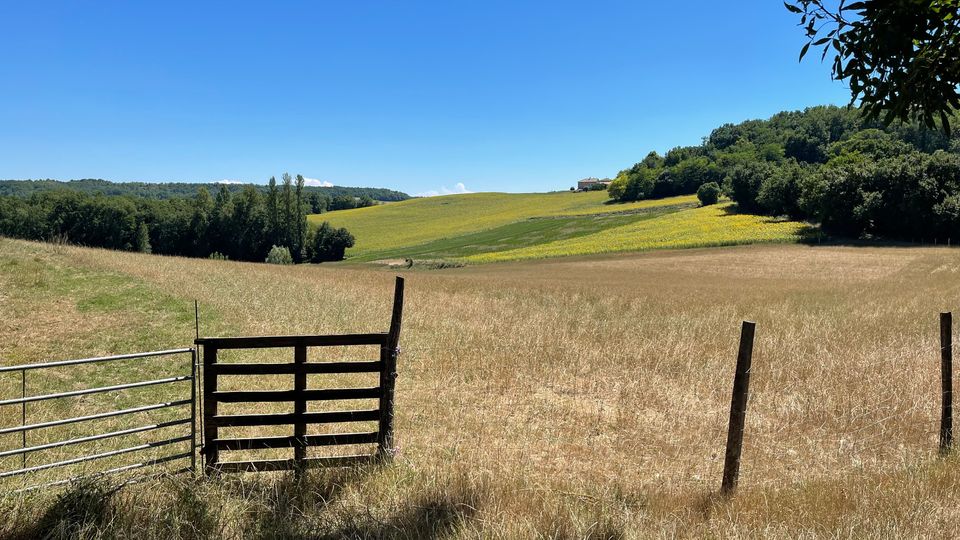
[0,173,355,263]
[0,178,409,203]
[610,105,960,241]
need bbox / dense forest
[0,174,355,263]
[609,105,960,241]
[0,178,409,202]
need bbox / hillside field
[2,238,960,537]
[311,192,809,263]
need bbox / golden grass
[465,203,807,263]
[312,191,699,257]
[3,238,960,537]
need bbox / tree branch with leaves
[788,0,960,133]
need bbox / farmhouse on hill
[577,177,611,191]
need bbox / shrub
[265,245,293,265]
[696,182,721,206]
[208,252,228,260]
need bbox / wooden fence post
[378,276,404,458]
[202,345,219,474]
[294,344,307,475]
[721,320,755,494]
[941,312,953,455]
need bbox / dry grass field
[2,237,960,538]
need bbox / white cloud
[303,177,334,187]
[214,179,245,184]
[415,182,472,197]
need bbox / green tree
[757,161,805,218]
[189,188,213,257]
[209,185,234,256]
[607,174,628,200]
[330,195,357,211]
[671,156,723,194]
[281,172,293,248]
[266,176,280,246]
[294,174,307,261]
[231,186,267,261]
[308,222,356,262]
[827,128,914,160]
[308,193,329,213]
[789,0,960,132]
[725,162,773,213]
[134,221,151,253]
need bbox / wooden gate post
[202,345,219,474]
[721,320,755,494]
[294,344,308,475]
[378,276,404,458]
[941,312,953,454]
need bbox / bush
[265,245,293,264]
[208,252,228,261]
[696,182,721,206]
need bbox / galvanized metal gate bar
[0,348,197,491]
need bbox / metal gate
[0,348,197,491]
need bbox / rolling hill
[310,191,809,263]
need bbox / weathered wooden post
[202,345,219,474]
[722,320,755,494]
[378,276,404,458]
[294,343,308,476]
[941,312,953,455]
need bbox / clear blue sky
[0,1,849,195]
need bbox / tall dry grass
[2,238,960,537]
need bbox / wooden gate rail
[196,277,404,475]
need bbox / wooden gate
[196,277,403,474]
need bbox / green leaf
[784,2,803,13]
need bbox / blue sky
[0,1,849,195]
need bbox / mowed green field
[311,191,809,263]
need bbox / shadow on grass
[716,204,952,249]
[208,464,380,539]
[321,487,479,540]
[232,462,480,539]
[7,479,116,540]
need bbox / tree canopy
[0,176,357,263]
[0,178,409,203]
[608,104,960,242]
[788,0,960,132]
